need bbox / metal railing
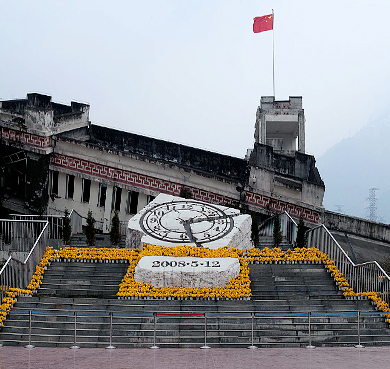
[95,220,127,236]
[2,309,388,349]
[258,211,298,245]
[0,219,47,253]
[11,215,63,239]
[119,221,127,236]
[0,256,25,300]
[11,210,82,240]
[0,221,49,300]
[306,224,390,303]
[69,210,83,236]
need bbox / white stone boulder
[127,193,253,250]
[134,256,240,288]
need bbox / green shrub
[85,210,96,246]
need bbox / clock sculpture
[139,200,235,247]
[127,193,252,250]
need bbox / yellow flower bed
[117,244,251,300]
[56,247,139,261]
[243,246,327,263]
[26,246,57,291]
[0,288,33,327]
[2,245,389,326]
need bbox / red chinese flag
[253,14,273,33]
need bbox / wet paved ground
[1,346,390,369]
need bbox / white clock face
[139,200,234,245]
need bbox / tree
[294,216,307,249]
[85,210,96,246]
[110,211,121,246]
[273,213,282,248]
[62,208,72,245]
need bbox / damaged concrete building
[1,93,326,235]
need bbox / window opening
[67,175,74,199]
[82,178,91,203]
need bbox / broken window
[82,178,91,203]
[98,183,107,207]
[51,171,59,195]
[112,186,122,212]
[66,174,74,199]
[147,195,155,204]
[126,190,139,215]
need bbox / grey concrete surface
[1,347,390,369]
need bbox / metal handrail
[306,224,390,302]
[3,309,388,348]
[23,222,48,264]
[0,220,49,300]
[0,219,47,252]
[11,214,63,239]
[69,209,83,236]
[258,211,298,245]
[11,209,82,239]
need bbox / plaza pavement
[1,346,390,369]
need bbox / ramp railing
[0,219,46,253]
[0,221,49,300]
[11,209,82,240]
[306,224,390,303]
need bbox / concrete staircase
[37,261,128,299]
[0,253,389,347]
[250,263,390,346]
[68,234,126,248]
[258,236,292,251]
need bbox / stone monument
[127,193,253,250]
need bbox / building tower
[254,96,305,153]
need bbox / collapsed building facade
[0,93,325,234]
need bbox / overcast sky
[2,0,390,159]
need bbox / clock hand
[182,219,203,247]
[187,213,240,225]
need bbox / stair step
[1,255,389,348]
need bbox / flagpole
[272,9,275,98]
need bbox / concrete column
[298,111,305,153]
[103,184,113,233]
[254,107,261,143]
[260,112,267,145]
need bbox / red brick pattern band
[1,127,51,148]
[51,153,320,222]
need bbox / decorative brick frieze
[1,127,51,148]
[245,192,320,223]
[50,153,237,206]
[50,153,320,223]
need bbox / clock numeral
[149,217,158,223]
[153,225,161,231]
